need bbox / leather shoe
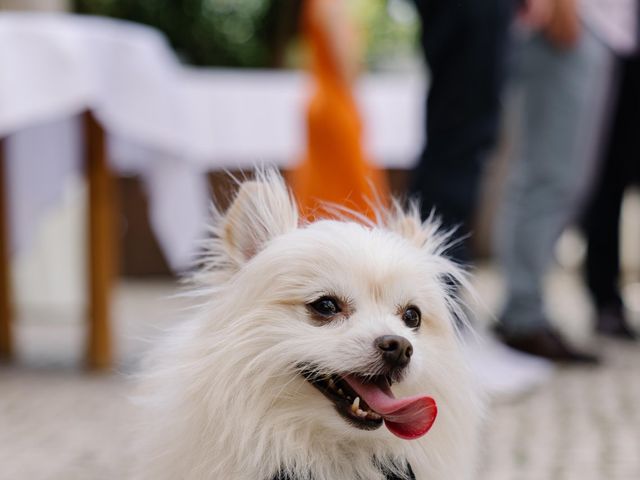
[494,325,599,364]
[595,306,637,341]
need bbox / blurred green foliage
[74,0,276,67]
[353,0,419,69]
[74,0,418,69]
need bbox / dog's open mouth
[302,370,437,440]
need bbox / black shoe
[494,325,599,364]
[595,306,637,341]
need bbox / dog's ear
[385,200,430,248]
[222,171,298,265]
[384,200,452,256]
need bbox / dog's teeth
[328,378,335,388]
[356,409,367,418]
[352,397,360,410]
[368,412,382,420]
[338,388,344,396]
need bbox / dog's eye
[309,296,341,317]
[402,306,421,329]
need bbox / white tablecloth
[0,12,426,270]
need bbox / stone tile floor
[1,269,639,480]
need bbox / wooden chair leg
[0,139,13,361]
[84,112,114,370]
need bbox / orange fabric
[288,0,388,221]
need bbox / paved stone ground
[1,271,639,480]
[479,341,640,480]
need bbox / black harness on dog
[271,462,415,480]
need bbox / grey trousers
[496,27,615,334]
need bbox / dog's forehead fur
[250,219,448,312]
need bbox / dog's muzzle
[299,334,437,440]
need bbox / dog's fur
[136,170,482,480]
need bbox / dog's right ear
[222,171,298,265]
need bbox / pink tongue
[344,375,437,440]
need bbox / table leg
[84,112,114,370]
[0,138,12,361]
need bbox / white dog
[137,170,482,480]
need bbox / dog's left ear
[386,201,453,260]
[385,201,430,248]
[222,171,298,265]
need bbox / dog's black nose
[375,335,413,368]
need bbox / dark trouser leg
[583,143,625,311]
[583,55,640,310]
[410,0,514,264]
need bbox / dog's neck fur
[272,461,415,480]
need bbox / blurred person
[582,52,640,341]
[495,0,638,362]
[408,0,569,262]
[289,0,389,221]
[409,0,558,398]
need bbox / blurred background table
[0,12,426,369]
